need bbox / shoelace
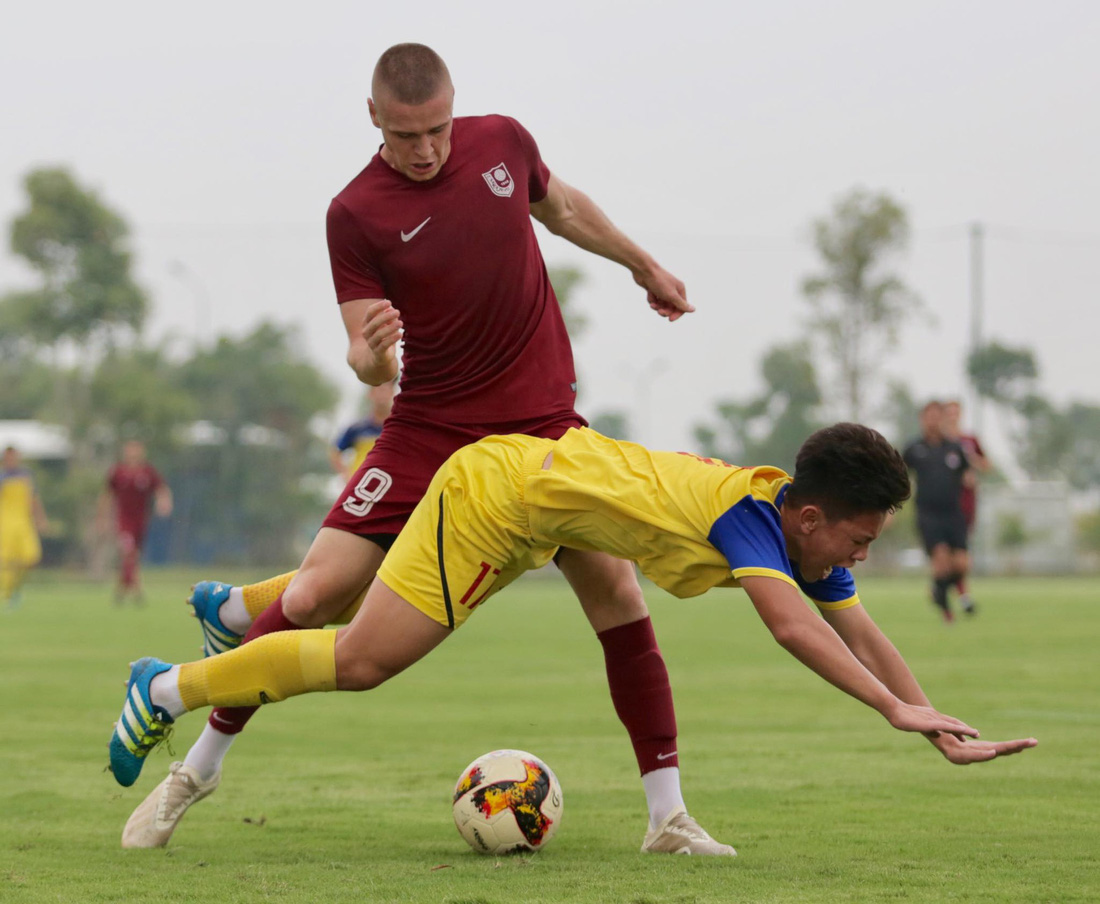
[135,716,176,759]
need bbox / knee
[283,576,362,628]
[577,566,649,631]
[334,654,393,692]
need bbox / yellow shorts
[0,522,42,568]
[377,434,559,629]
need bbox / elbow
[769,621,805,653]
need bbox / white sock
[642,766,685,828]
[149,666,185,719]
[183,723,236,781]
[218,586,252,635]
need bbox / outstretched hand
[634,266,694,321]
[886,700,981,738]
[928,731,1039,765]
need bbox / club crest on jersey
[482,162,515,198]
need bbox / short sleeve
[796,567,860,611]
[504,117,551,203]
[707,497,799,591]
[334,425,355,452]
[327,198,385,303]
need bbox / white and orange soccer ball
[452,749,564,855]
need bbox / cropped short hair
[786,423,910,520]
[372,43,452,105]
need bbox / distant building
[0,421,70,460]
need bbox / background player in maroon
[943,399,990,612]
[123,44,730,855]
[98,439,173,604]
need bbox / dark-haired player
[124,42,717,853]
[903,402,973,622]
[110,424,1037,853]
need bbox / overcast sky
[3,1,1097,456]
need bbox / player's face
[920,404,943,439]
[121,440,145,466]
[791,508,886,582]
[370,87,454,182]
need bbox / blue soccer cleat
[109,657,175,787]
[188,580,242,657]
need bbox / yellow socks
[242,571,298,619]
[177,630,337,711]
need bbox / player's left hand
[634,266,694,321]
[926,731,1038,765]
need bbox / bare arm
[340,297,402,386]
[329,446,350,481]
[95,490,114,533]
[529,174,694,321]
[740,576,978,737]
[154,484,173,518]
[821,602,1037,764]
[31,492,48,534]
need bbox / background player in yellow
[109,424,1037,850]
[328,380,396,482]
[0,445,49,608]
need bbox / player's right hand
[927,731,1038,765]
[361,299,404,368]
[884,700,980,738]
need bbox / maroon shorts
[321,409,586,542]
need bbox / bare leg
[334,577,452,690]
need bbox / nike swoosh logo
[401,217,431,242]
[211,712,234,725]
[656,751,678,761]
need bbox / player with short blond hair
[123,42,724,855]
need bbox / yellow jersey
[0,468,36,530]
[526,428,859,607]
[380,428,859,631]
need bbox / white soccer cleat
[641,807,737,856]
[121,761,220,849]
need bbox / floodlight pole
[968,221,984,434]
[167,260,212,349]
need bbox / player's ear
[799,505,823,534]
[368,97,380,128]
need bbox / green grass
[1,569,1096,903]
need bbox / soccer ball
[452,749,564,855]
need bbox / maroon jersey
[107,464,163,536]
[956,433,985,527]
[326,115,578,425]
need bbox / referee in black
[903,400,974,622]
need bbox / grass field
[1,569,1096,903]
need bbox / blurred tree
[880,379,922,447]
[802,188,920,422]
[1064,402,1100,490]
[694,341,822,471]
[967,341,1038,406]
[589,410,631,440]
[2,167,146,352]
[0,352,54,418]
[176,322,339,565]
[0,167,149,464]
[548,264,588,339]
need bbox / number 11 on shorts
[460,562,501,610]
